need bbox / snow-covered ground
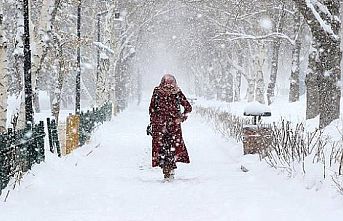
[1,98,343,221]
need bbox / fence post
[51,119,61,157]
[108,102,113,121]
[25,125,34,170]
[47,118,54,153]
[6,129,14,185]
[66,114,80,154]
[17,129,27,173]
[36,121,45,163]
[79,111,85,146]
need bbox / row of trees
[0,0,341,129]
[170,0,341,129]
[0,0,172,127]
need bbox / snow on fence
[0,122,45,196]
[195,106,343,194]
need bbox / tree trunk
[234,56,242,102]
[317,37,341,128]
[95,14,104,107]
[51,40,65,123]
[222,62,233,102]
[75,0,81,115]
[12,0,26,129]
[31,0,61,75]
[108,6,121,115]
[30,0,50,114]
[23,0,34,125]
[205,64,216,99]
[289,7,302,103]
[96,55,110,107]
[267,7,286,105]
[305,55,320,119]
[267,41,281,105]
[14,0,24,92]
[225,71,234,103]
[31,0,62,113]
[109,62,118,115]
[255,70,265,104]
[317,1,341,128]
[254,46,266,104]
[0,6,7,131]
[115,53,125,111]
[246,77,255,102]
[16,93,27,130]
[294,0,341,128]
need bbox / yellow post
[65,114,80,154]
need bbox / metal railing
[0,122,45,194]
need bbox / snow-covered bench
[243,101,271,125]
[242,102,272,155]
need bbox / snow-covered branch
[211,32,295,45]
[93,41,114,54]
[305,0,338,39]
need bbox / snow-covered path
[1,102,343,221]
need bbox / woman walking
[148,74,192,180]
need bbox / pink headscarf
[159,74,180,94]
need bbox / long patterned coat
[149,86,192,167]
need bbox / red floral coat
[149,86,192,167]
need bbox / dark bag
[146,124,152,136]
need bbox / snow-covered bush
[196,105,343,195]
[195,106,250,142]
